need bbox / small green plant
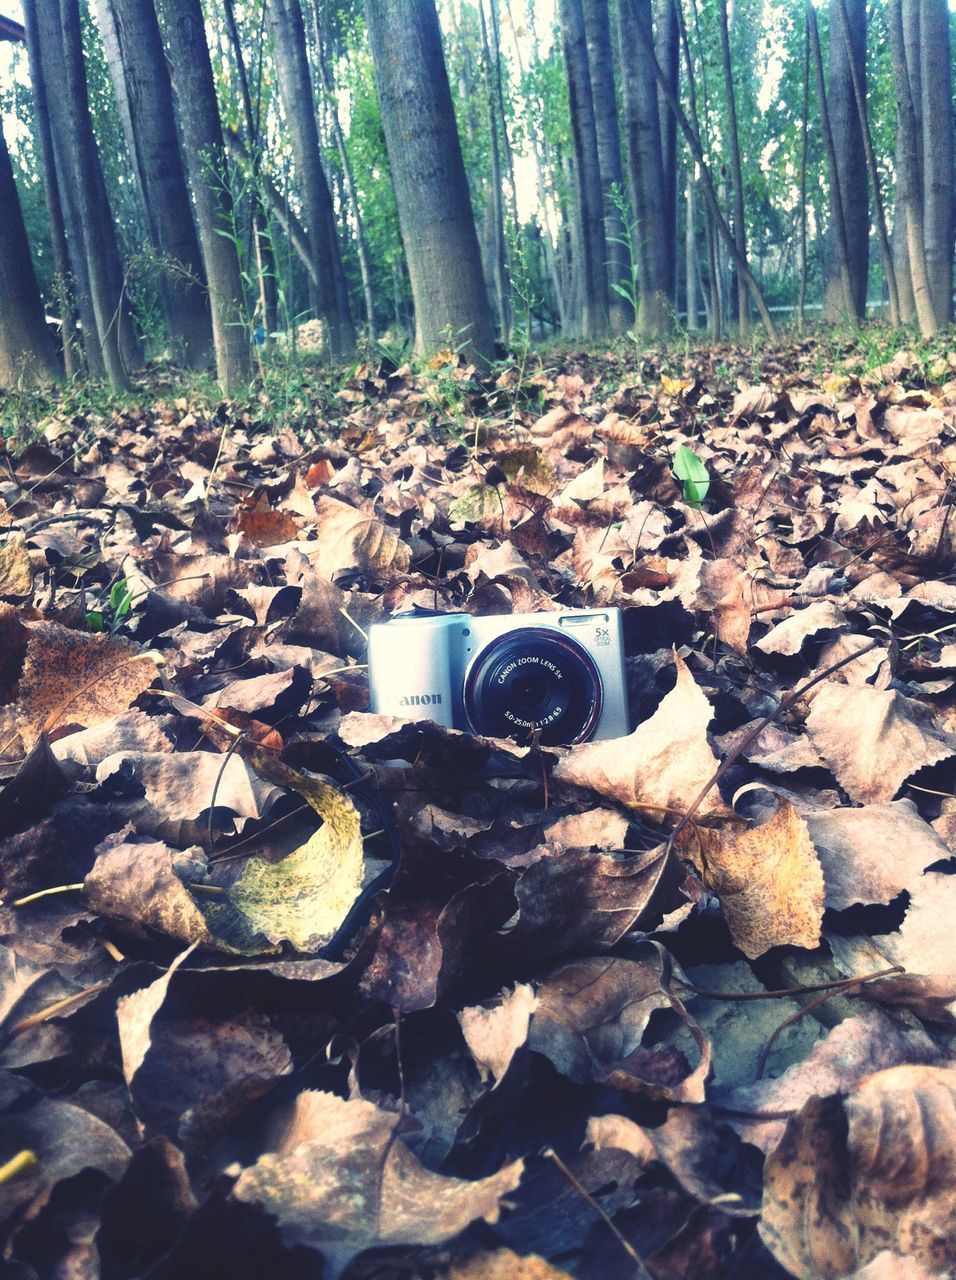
[606,183,641,339]
[672,444,710,506]
[86,579,135,633]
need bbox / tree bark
[889,0,938,335]
[654,0,679,304]
[823,0,868,320]
[21,0,79,376]
[56,0,133,389]
[807,1,859,322]
[618,0,670,335]
[96,0,213,367]
[798,8,810,328]
[685,164,697,328]
[478,0,509,339]
[0,117,60,388]
[918,0,953,325]
[834,0,899,325]
[560,0,610,337]
[582,0,629,332]
[364,0,495,365]
[717,0,748,331]
[266,0,354,357]
[155,0,252,392]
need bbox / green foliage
[672,444,710,506]
[86,578,135,633]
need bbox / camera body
[368,607,629,745]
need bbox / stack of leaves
[1,335,955,1279]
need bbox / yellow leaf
[228,750,365,953]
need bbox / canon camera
[368,607,629,746]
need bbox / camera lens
[463,627,603,745]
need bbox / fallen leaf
[458,983,537,1085]
[227,752,366,953]
[684,801,824,958]
[312,495,411,580]
[233,491,301,547]
[760,1065,956,1278]
[0,531,33,599]
[553,651,728,817]
[755,600,847,655]
[16,621,162,749]
[233,1090,524,1278]
[806,684,956,804]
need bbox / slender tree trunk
[560,0,610,337]
[717,0,748,331]
[834,0,899,325]
[618,0,671,335]
[478,0,509,339]
[628,2,777,337]
[889,0,938,335]
[823,0,868,319]
[654,0,678,304]
[807,1,859,322]
[364,0,495,365]
[56,0,131,389]
[582,0,629,333]
[918,0,953,325]
[266,0,354,356]
[685,164,697,329]
[22,0,78,376]
[0,118,60,387]
[798,9,810,328]
[97,0,213,367]
[155,0,251,393]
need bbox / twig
[11,883,84,907]
[680,969,903,1001]
[755,965,902,1078]
[666,637,880,852]
[545,1147,654,1280]
[6,982,110,1038]
[0,1152,37,1187]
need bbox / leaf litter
[1,335,956,1277]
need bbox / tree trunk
[919,0,953,325]
[834,0,899,325]
[654,0,678,304]
[808,1,859,322]
[823,0,868,320]
[478,0,509,339]
[685,165,697,329]
[56,0,133,390]
[798,8,810,328]
[21,0,79,376]
[717,0,748,331]
[618,0,670,336]
[155,0,252,392]
[266,0,354,357]
[96,0,213,367]
[582,0,629,333]
[364,0,495,365]
[0,117,60,388]
[889,0,938,335]
[560,0,610,337]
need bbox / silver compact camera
[367,607,629,745]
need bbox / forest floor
[1,327,955,1279]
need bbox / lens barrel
[463,627,603,745]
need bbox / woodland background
[0,0,954,395]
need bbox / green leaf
[85,611,105,632]
[673,445,710,506]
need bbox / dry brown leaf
[760,1064,956,1278]
[441,1251,573,1280]
[233,1090,524,1278]
[685,801,824,959]
[553,651,729,817]
[755,600,847,655]
[312,495,411,580]
[458,983,537,1085]
[85,834,215,948]
[804,799,951,910]
[0,531,33,599]
[233,491,302,547]
[805,684,956,804]
[16,621,162,750]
